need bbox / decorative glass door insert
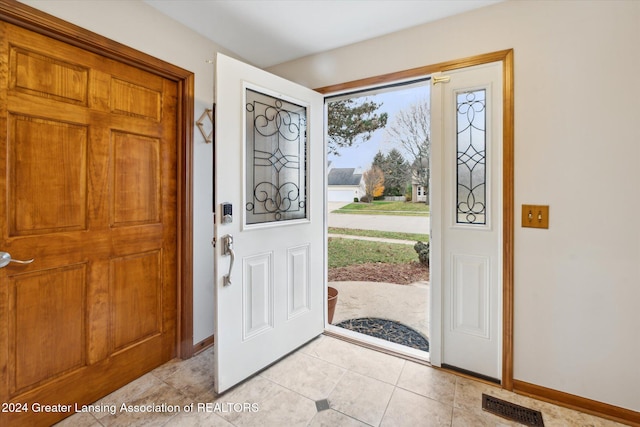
[456,89,487,225]
[245,88,308,225]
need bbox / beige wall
[269,0,640,412]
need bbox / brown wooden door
[0,22,178,426]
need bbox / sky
[327,82,430,172]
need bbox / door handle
[222,234,234,286]
[0,251,34,268]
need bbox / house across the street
[327,165,364,202]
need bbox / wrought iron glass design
[245,89,307,225]
[456,89,487,225]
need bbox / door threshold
[324,325,430,366]
[441,363,501,385]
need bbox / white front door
[430,62,503,381]
[213,54,324,393]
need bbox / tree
[381,148,410,196]
[362,166,385,202]
[371,149,410,197]
[327,98,388,156]
[385,98,430,200]
[372,150,386,170]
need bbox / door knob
[0,251,34,268]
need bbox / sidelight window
[456,89,486,225]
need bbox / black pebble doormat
[335,317,429,352]
[482,394,545,426]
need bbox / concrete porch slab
[329,281,429,339]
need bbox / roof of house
[328,168,362,186]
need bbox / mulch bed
[328,262,429,285]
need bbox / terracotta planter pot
[327,286,339,324]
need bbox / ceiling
[144,0,503,68]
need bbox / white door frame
[316,49,514,389]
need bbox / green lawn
[328,238,417,268]
[333,201,429,216]
[328,227,429,242]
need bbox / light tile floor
[56,335,630,427]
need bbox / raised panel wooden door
[0,22,178,426]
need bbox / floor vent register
[482,394,545,426]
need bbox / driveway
[328,207,430,234]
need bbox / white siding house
[327,167,364,202]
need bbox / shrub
[414,241,430,266]
[360,195,371,203]
[353,197,359,202]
